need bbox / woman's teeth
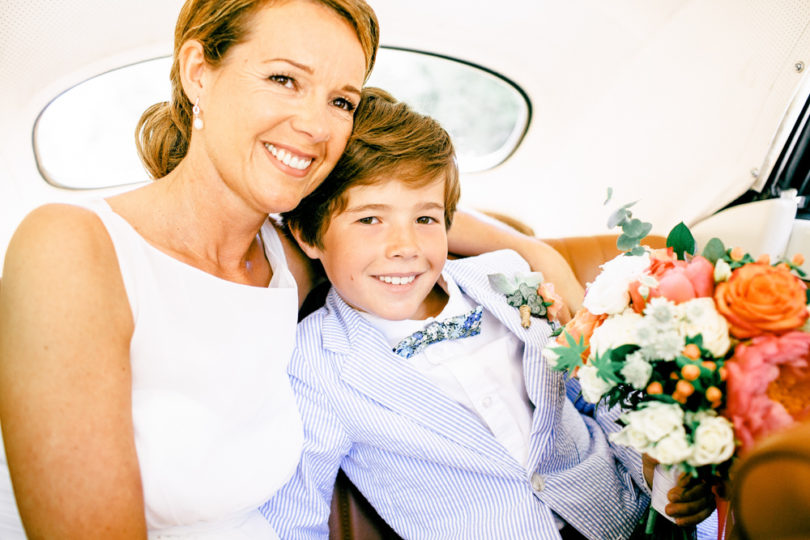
[265,143,312,170]
[377,275,415,285]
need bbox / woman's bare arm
[0,204,146,539]
[447,208,585,314]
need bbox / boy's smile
[299,177,450,321]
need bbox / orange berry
[681,363,701,381]
[706,386,722,403]
[730,247,745,261]
[718,366,728,381]
[672,391,688,404]
[682,344,701,360]
[757,254,771,265]
[792,253,805,266]
[670,372,680,380]
[647,381,663,395]
[701,360,716,371]
[778,262,791,271]
[676,379,695,397]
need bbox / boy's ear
[288,226,324,261]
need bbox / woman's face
[198,0,367,214]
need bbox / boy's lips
[373,273,420,286]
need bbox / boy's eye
[269,74,295,89]
[358,216,379,225]
[416,216,439,225]
[332,97,357,112]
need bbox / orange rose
[556,308,607,360]
[714,263,809,338]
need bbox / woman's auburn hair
[135,0,379,180]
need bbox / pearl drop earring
[192,97,204,130]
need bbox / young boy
[261,88,702,539]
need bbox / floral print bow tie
[393,305,484,359]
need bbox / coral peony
[629,250,714,312]
[714,263,808,338]
[724,332,810,454]
[555,308,607,360]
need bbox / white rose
[648,428,693,465]
[687,416,735,467]
[677,298,731,357]
[584,253,651,315]
[542,346,560,369]
[628,401,684,443]
[620,351,653,389]
[589,310,643,357]
[578,364,615,404]
[610,423,651,453]
[714,259,732,282]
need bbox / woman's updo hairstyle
[136,0,379,180]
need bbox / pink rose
[629,250,714,312]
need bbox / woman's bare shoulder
[2,202,130,329]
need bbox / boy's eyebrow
[264,58,361,97]
[344,202,445,214]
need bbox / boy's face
[299,176,449,320]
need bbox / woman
[0,0,581,537]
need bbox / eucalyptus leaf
[616,234,637,251]
[488,273,517,294]
[628,246,647,256]
[604,187,613,205]
[666,222,696,260]
[607,207,630,229]
[622,218,652,240]
[701,237,726,264]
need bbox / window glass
[34,49,529,189]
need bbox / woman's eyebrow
[263,57,360,96]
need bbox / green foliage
[548,331,587,373]
[701,237,726,264]
[605,196,653,255]
[666,222,696,260]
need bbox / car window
[34,48,530,189]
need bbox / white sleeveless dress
[0,200,304,539]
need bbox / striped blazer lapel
[321,289,521,475]
[445,253,566,470]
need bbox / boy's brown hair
[283,86,459,249]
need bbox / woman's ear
[178,39,207,103]
[288,226,324,261]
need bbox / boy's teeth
[265,143,313,170]
[378,275,415,285]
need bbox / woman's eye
[269,74,295,89]
[358,216,379,225]
[332,97,357,112]
[416,216,439,225]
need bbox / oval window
[34,49,529,189]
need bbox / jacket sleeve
[260,337,352,539]
[564,376,651,497]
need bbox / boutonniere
[488,271,564,328]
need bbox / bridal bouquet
[544,199,810,536]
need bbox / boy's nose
[385,227,418,259]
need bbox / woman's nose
[291,96,331,143]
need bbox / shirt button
[481,396,493,408]
[530,473,544,492]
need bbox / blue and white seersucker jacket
[261,250,650,540]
